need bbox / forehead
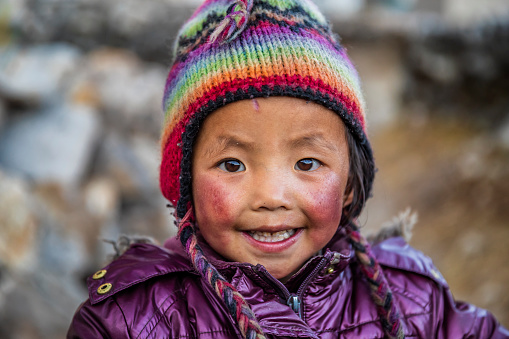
[194,97,347,148]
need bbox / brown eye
[295,158,321,171]
[218,159,245,172]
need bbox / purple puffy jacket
[68,233,508,338]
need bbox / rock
[403,18,509,125]
[83,177,119,222]
[444,0,509,26]
[317,0,365,19]
[348,41,405,129]
[458,230,485,257]
[90,131,174,243]
[95,133,159,200]
[0,100,5,129]
[0,171,37,273]
[74,48,166,137]
[69,79,102,109]
[130,135,161,186]
[0,103,100,186]
[457,137,492,180]
[462,51,497,81]
[412,47,460,84]
[0,272,83,339]
[369,0,419,12]
[10,0,197,63]
[36,208,90,278]
[0,172,92,339]
[118,200,176,242]
[0,185,91,338]
[27,182,108,298]
[0,44,82,106]
[0,80,40,110]
[498,117,509,149]
[495,115,509,149]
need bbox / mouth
[243,228,302,253]
[248,229,296,243]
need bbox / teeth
[249,229,296,243]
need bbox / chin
[262,257,310,282]
[266,266,297,282]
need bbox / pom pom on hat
[209,0,253,44]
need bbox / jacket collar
[88,238,194,304]
[87,228,354,305]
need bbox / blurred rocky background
[0,0,507,337]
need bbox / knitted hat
[159,0,373,218]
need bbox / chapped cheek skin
[310,178,343,224]
[198,179,235,224]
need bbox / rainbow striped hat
[160,0,373,217]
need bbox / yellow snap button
[97,283,112,295]
[92,269,107,280]
[327,266,335,274]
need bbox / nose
[249,166,293,211]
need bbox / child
[68,0,508,338]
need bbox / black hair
[341,128,376,226]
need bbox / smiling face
[192,96,352,281]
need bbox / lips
[242,226,303,254]
[248,229,296,243]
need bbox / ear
[343,190,354,208]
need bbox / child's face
[192,97,352,281]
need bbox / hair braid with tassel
[347,222,405,339]
[343,131,405,339]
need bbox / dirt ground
[361,114,509,327]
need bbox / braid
[178,208,266,339]
[347,222,405,339]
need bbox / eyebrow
[289,134,339,153]
[203,135,255,158]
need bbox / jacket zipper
[256,256,329,319]
[287,295,301,318]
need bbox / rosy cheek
[193,176,236,227]
[307,175,343,228]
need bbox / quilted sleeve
[373,236,508,338]
[432,281,509,338]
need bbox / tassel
[177,206,194,229]
[209,0,253,44]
